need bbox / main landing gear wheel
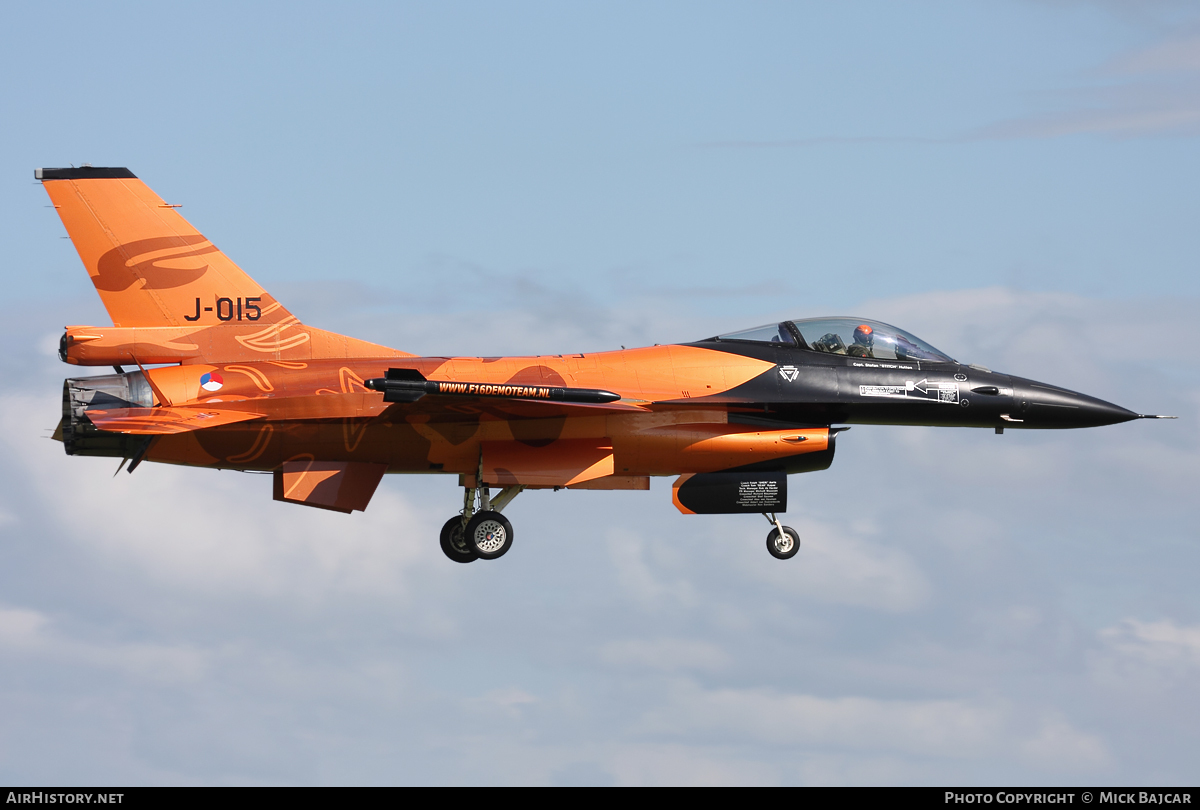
[444,477,523,564]
[766,525,800,560]
[466,510,513,560]
[440,517,478,564]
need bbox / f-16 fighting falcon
[38,167,1173,562]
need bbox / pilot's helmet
[853,324,874,345]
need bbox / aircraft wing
[85,406,266,434]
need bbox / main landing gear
[439,482,525,564]
[763,512,800,560]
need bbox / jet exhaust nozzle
[61,371,154,457]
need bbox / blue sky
[0,0,1197,785]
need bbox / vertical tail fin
[38,167,294,329]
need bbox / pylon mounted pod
[672,471,787,515]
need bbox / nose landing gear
[439,480,524,563]
[764,512,799,560]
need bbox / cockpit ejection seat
[810,333,847,355]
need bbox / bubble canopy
[711,318,956,363]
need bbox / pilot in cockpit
[846,324,875,358]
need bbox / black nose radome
[1009,377,1139,428]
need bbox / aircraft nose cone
[1010,377,1138,428]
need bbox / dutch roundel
[200,371,224,392]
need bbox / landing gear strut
[763,512,799,560]
[438,479,524,563]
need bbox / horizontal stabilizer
[85,406,265,434]
[273,460,387,513]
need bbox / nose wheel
[764,512,799,560]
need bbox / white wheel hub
[473,520,508,554]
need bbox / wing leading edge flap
[273,460,388,514]
[85,406,265,434]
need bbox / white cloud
[1111,31,1200,75]
[36,331,61,359]
[0,392,462,631]
[1100,618,1200,667]
[606,527,699,609]
[599,638,729,672]
[0,606,50,646]
[729,517,931,613]
[607,743,778,786]
[634,681,1005,758]
[463,687,540,722]
[962,20,1200,141]
[0,602,209,684]
[792,752,933,786]
[1019,717,1112,772]
[972,102,1200,141]
[633,682,1114,776]
[0,287,1195,784]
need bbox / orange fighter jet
[39,167,1173,562]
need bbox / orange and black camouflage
[39,167,1170,562]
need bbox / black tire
[440,516,478,564]
[766,525,800,560]
[466,511,514,560]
